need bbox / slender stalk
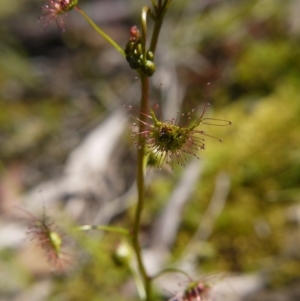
[73,225,129,235]
[149,1,170,53]
[75,6,125,57]
[132,72,150,300]
[131,262,147,300]
[149,19,163,54]
[141,7,149,64]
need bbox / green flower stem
[150,0,171,53]
[132,72,150,301]
[75,6,125,57]
[149,19,163,54]
[151,0,158,13]
[141,6,150,64]
[73,225,129,235]
[130,261,147,300]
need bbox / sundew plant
[28,0,232,300]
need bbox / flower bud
[125,26,156,73]
[113,241,133,267]
[129,57,142,69]
[129,25,140,41]
[125,41,135,56]
[142,60,156,76]
[146,50,154,61]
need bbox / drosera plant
[152,269,214,301]
[168,281,211,301]
[30,0,232,300]
[126,102,232,169]
[39,0,78,31]
[19,204,130,272]
[18,205,72,272]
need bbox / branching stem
[75,6,125,57]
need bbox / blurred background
[1,0,300,300]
